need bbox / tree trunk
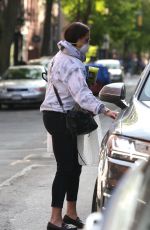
[76,0,81,21]
[82,0,92,24]
[41,0,53,56]
[0,0,21,75]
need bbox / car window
[29,61,41,65]
[2,68,42,80]
[96,61,120,69]
[104,63,120,69]
[139,73,150,101]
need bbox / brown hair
[64,22,89,44]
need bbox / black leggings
[43,111,82,208]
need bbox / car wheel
[92,179,98,212]
[92,179,105,212]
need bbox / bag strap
[49,57,65,113]
[53,85,63,107]
[52,85,65,113]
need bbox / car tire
[91,179,105,212]
[92,179,98,212]
[91,179,101,212]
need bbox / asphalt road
[0,75,139,230]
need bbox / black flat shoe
[47,222,77,230]
[63,215,84,229]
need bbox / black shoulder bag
[52,85,98,136]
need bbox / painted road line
[0,164,48,190]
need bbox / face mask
[80,43,89,54]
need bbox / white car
[95,59,124,82]
[28,56,52,69]
[0,65,46,108]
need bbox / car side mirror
[99,83,127,109]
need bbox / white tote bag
[77,115,103,166]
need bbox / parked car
[28,56,52,69]
[85,159,150,230]
[95,59,124,82]
[92,62,150,212]
[0,65,46,108]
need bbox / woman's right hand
[104,110,118,119]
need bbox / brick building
[20,0,66,62]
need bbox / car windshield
[2,68,42,80]
[103,63,120,69]
[139,73,150,101]
[96,61,120,69]
[29,61,49,69]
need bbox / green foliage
[61,0,149,55]
[104,0,141,51]
[138,0,150,52]
[61,0,106,44]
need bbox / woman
[40,22,118,230]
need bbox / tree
[41,0,54,56]
[136,0,150,54]
[81,0,93,24]
[61,0,143,56]
[62,0,96,24]
[0,0,22,74]
[104,0,141,55]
